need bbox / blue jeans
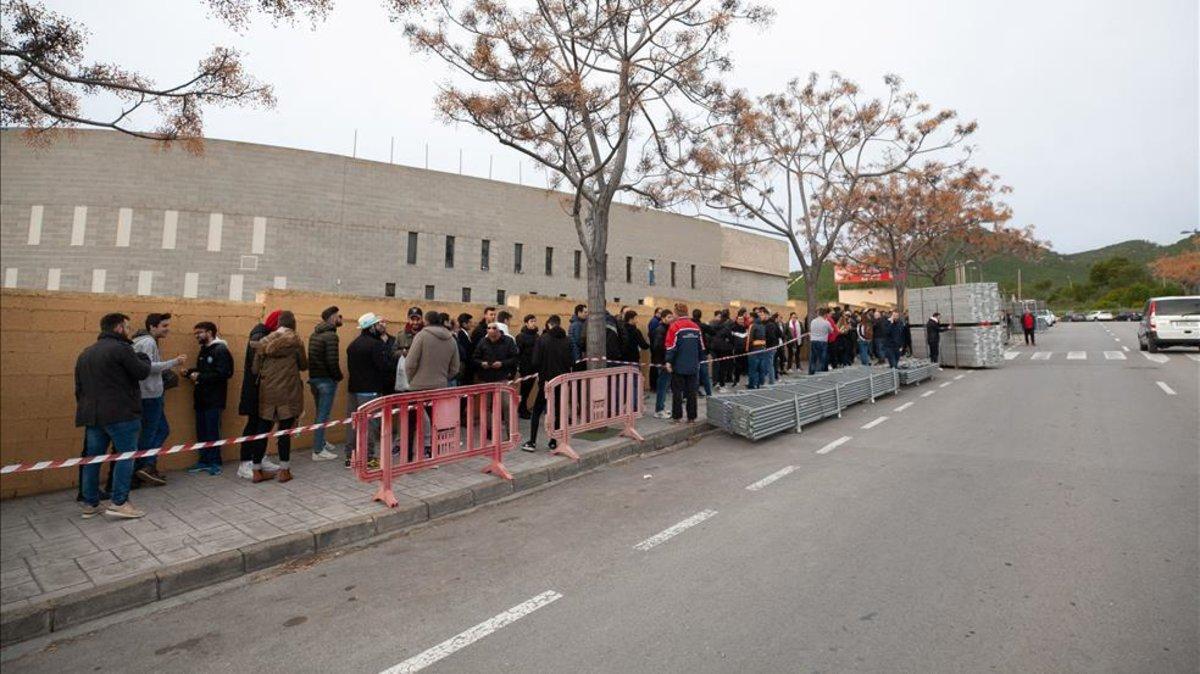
[747,352,770,389]
[309,378,338,451]
[808,341,828,374]
[82,419,140,506]
[873,338,886,362]
[858,341,871,366]
[654,367,670,412]
[885,346,900,369]
[195,408,222,466]
[698,360,713,396]
[136,396,168,471]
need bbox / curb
[0,421,713,647]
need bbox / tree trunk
[803,266,820,321]
[892,269,907,313]
[930,269,948,286]
[585,251,608,369]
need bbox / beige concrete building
[0,130,788,305]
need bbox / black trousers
[1023,328,1035,345]
[240,415,263,462]
[527,388,562,446]
[671,373,699,421]
[519,375,536,415]
[928,340,940,363]
[250,416,294,466]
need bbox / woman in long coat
[251,310,307,482]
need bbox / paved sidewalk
[1,399,714,645]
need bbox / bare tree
[842,163,1015,309]
[393,0,769,362]
[662,73,974,319]
[0,0,332,152]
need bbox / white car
[1139,296,1200,352]
[1086,310,1114,321]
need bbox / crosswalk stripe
[1187,354,1200,363]
[1103,351,1126,360]
[1031,352,1052,360]
[1004,351,1020,360]
[1142,352,1169,364]
[1067,351,1086,360]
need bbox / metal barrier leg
[552,379,581,460]
[373,407,399,508]
[484,391,514,479]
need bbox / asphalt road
[5,322,1197,673]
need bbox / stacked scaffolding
[706,367,908,441]
[908,282,1006,368]
[896,357,935,385]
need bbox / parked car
[1086,310,1114,321]
[1138,296,1200,352]
[1068,312,1087,322]
[1115,311,1144,322]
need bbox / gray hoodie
[132,331,176,399]
[404,324,461,391]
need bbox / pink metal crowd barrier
[543,366,644,461]
[352,382,519,507]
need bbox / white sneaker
[312,448,338,461]
[237,461,253,480]
[654,410,671,420]
[262,455,282,471]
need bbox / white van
[1138,296,1200,352]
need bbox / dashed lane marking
[861,416,889,429]
[939,382,952,388]
[745,466,798,492]
[1156,381,1177,396]
[634,510,718,551]
[921,390,935,398]
[816,436,852,455]
[954,374,965,380]
[1142,352,1169,364]
[1122,346,1130,352]
[1104,351,1126,360]
[893,402,914,412]
[380,591,564,673]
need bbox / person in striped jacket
[664,303,706,423]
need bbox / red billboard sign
[834,265,902,284]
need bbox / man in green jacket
[307,306,343,461]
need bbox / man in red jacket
[1021,311,1036,346]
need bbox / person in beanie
[237,310,284,479]
[515,314,539,418]
[250,310,307,482]
[307,306,343,461]
[522,315,574,451]
[75,313,152,519]
[184,321,234,475]
[131,313,186,487]
[665,303,704,423]
[395,306,424,356]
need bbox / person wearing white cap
[344,312,393,467]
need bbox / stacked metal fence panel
[912,324,1006,368]
[705,366,908,441]
[908,283,1003,325]
[897,358,935,385]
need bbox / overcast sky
[44,0,1200,255]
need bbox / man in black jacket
[75,313,152,519]
[474,323,519,382]
[522,315,574,451]
[515,314,540,418]
[925,312,952,366]
[346,313,394,464]
[185,321,234,475]
[454,312,474,384]
[307,306,343,461]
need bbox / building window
[648,259,656,286]
[424,284,435,300]
[496,288,506,305]
[514,243,523,274]
[625,256,632,284]
[670,261,677,287]
[690,264,696,289]
[445,235,455,268]
[544,246,554,276]
[480,239,490,271]
[461,287,471,302]
[574,250,582,279]
[406,232,418,265]
[385,282,396,297]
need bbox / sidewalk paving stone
[1,400,712,645]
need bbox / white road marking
[939,382,952,388]
[954,374,965,380]
[1187,354,1200,363]
[1142,352,1169,364]
[1032,352,1052,360]
[634,510,718,551]
[746,466,798,492]
[920,390,935,398]
[1114,338,1121,342]
[861,416,889,429]
[1156,381,1177,396]
[1122,346,1130,352]
[1004,351,1020,360]
[1103,351,1126,360]
[381,590,563,673]
[1067,351,1087,360]
[893,402,915,412]
[816,436,852,455]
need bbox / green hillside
[790,235,1196,309]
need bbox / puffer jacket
[252,328,308,420]
[307,322,342,381]
[404,325,460,391]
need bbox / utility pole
[389,136,394,164]
[424,143,429,169]
[352,129,358,158]
[458,149,463,175]
[1017,268,1022,300]
[489,155,493,180]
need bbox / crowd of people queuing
[72,300,938,520]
